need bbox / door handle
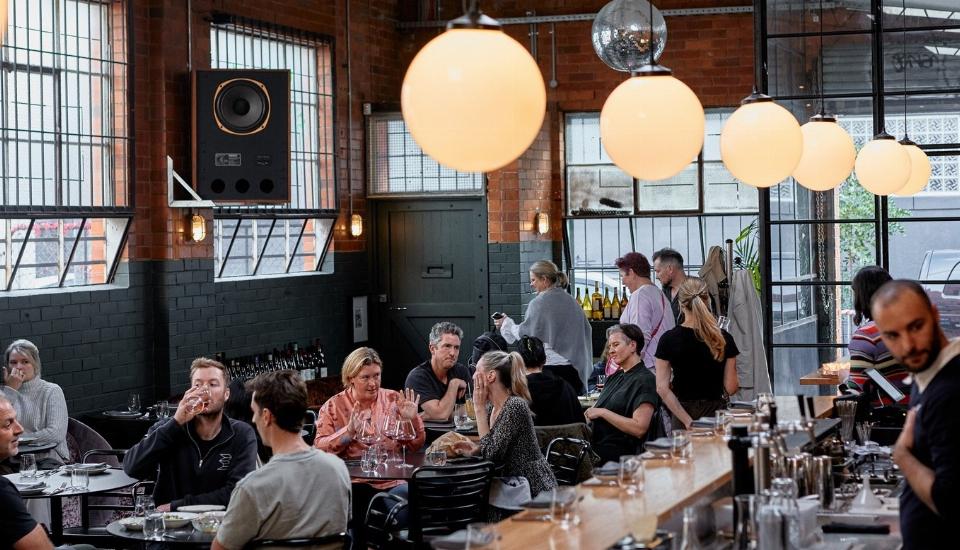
[389,306,408,311]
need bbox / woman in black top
[655,277,739,430]
[518,336,583,426]
[586,324,660,463]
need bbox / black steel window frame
[0,0,134,291]
[756,0,960,374]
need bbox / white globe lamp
[792,115,856,191]
[720,92,803,188]
[894,138,931,196]
[854,133,911,196]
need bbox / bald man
[0,395,54,550]
[871,280,960,549]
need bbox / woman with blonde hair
[494,260,592,394]
[457,350,556,500]
[654,277,739,430]
[2,339,69,463]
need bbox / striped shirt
[847,321,911,406]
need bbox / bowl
[162,511,197,529]
[119,517,144,531]
[191,511,226,533]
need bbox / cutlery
[45,482,68,496]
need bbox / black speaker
[193,69,290,202]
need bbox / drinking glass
[856,421,873,445]
[618,455,642,495]
[551,486,579,529]
[714,410,728,438]
[454,403,470,430]
[128,393,141,413]
[360,446,379,474]
[426,450,447,466]
[155,401,170,419]
[71,469,90,491]
[381,414,401,464]
[671,430,692,463]
[144,510,164,540]
[836,400,857,444]
[19,454,37,479]
[465,522,496,549]
[596,374,607,394]
[186,387,211,414]
[396,419,417,468]
[134,495,155,518]
[356,415,380,447]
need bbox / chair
[242,532,351,550]
[535,423,595,481]
[302,410,317,446]
[364,461,496,549]
[545,437,591,485]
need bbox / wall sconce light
[350,213,363,237]
[535,210,549,235]
[189,213,206,242]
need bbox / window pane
[881,1,960,31]
[767,0,872,35]
[889,221,960,284]
[883,29,960,94]
[768,34,874,97]
[771,221,879,284]
[637,162,698,212]
[567,165,634,215]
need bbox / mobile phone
[491,312,505,320]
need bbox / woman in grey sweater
[2,339,70,462]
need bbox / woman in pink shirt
[314,347,425,490]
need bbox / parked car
[918,249,960,337]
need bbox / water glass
[155,401,170,419]
[454,403,470,430]
[465,522,496,549]
[836,400,857,444]
[360,446,380,474]
[596,374,607,393]
[134,495,155,517]
[618,455,643,495]
[19,454,37,479]
[426,450,447,466]
[714,410,728,437]
[671,430,692,463]
[128,393,141,413]
[550,486,579,529]
[71,468,90,491]
[144,511,165,540]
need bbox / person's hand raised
[1,366,24,391]
[398,388,421,420]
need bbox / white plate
[178,504,226,513]
[119,517,145,531]
[18,436,37,444]
[162,511,198,529]
[14,482,46,496]
[62,463,110,475]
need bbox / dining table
[345,451,427,481]
[106,520,217,546]
[5,467,139,544]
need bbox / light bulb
[721,94,803,188]
[190,214,206,242]
[600,73,704,181]
[792,115,856,192]
[350,213,363,237]
[855,134,911,195]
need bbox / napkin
[729,401,756,411]
[691,417,716,428]
[73,462,108,470]
[13,480,45,491]
[431,529,495,550]
[594,461,620,476]
[643,437,673,451]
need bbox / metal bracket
[168,156,216,209]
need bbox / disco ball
[592,0,667,72]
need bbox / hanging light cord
[902,0,909,140]
[649,0,655,66]
[818,0,825,116]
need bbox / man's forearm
[896,447,938,514]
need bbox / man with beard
[871,280,960,549]
[405,322,472,421]
[124,357,257,512]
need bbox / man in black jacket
[123,357,257,512]
[872,280,960,549]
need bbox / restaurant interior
[2,0,959,548]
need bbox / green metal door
[373,198,489,390]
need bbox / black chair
[242,532,351,550]
[364,460,496,549]
[545,437,591,485]
[302,410,317,446]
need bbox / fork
[45,482,68,496]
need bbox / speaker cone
[213,78,271,135]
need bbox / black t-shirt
[404,361,473,413]
[655,326,739,401]
[900,357,960,549]
[591,365,659,462]
[527,370,583,426]
[0,476,39,548]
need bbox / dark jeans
[545,364,585,396]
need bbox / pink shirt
[620,284,675,370]
[315,387,425,488]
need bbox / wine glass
[382,414,401,464]
[395,419,417,468]
[357,415,380,447]
[596,374,607,394]
[128,393,141,413]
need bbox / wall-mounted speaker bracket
[168,156,217,209]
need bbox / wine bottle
[620,286,629,311]
[591,282,603,320]
[611,287,622,319]
[582,287,593,319]
[575,286,582,308]
[603,288,612,319]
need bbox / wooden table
[494,435,733,549]
[800,371,842,386]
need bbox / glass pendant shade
[592,0,667,72]
[720,98,803,188]
[792,117,856,191]
[854,135,911,195]
[895,141,931,196]
[401,28,546,173]
[600,74,704,181]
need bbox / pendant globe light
[855,133,911,195]
[791,0,855,192]
[401,1,546,173]
[720,90,803,188]
[894,0,931,196]
[598,0,704,181]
